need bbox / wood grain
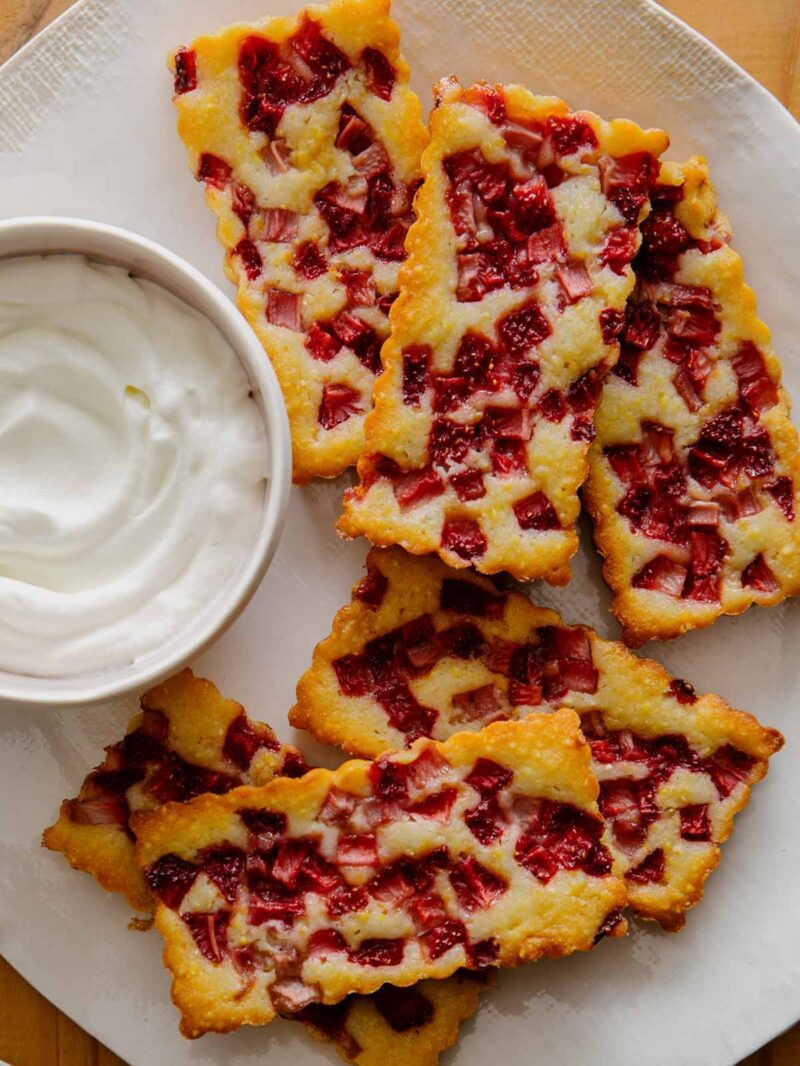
[0,0,798,1064]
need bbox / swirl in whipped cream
[0,255,268,678]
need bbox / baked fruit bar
[133,711,627,1037]
[43,668,481,1064]
[169,0,428,481]
[584,157,800,644]
[338,76,668,581]
[43,669,307,912]
[290,547,783,929]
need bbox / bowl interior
[0,216,291,707]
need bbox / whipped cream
[0,255,268,678]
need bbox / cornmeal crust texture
[133,711,627,1038]
[583,157,800,644]
[43,669,481,1065]
[338,77,668,581]
[42,669,306,912]
[169,0,428,482]
[290,547,783,930]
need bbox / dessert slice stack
[339,76,668,582]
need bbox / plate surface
[0,1,799,1064]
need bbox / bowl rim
[0,214,292,708]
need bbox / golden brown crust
[169,0,428,482]
[42,669,303,912]
[338,77,668,580]
[290,546,782,930]
[583,157,800,644]
[134,711,627,1038]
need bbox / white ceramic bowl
[0,216,292,708]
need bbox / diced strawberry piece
[689,529,726,577]
[612,345,642,385]
[393,467,445,508]
[599,151,656,224]
[463,83,507,124]
[450,468,487,500]
[307,929,347,957]
[632,556,687,598]
[513,491,560,531]
[538,388,567,422]
[304,322,341,362]
[600,228,638,275]
[340,268,376,308]
[373,221,409,261]
[449,857,507,912]
[483,407,532,442]
[599,308,626,345]
[742,553,779,593]
[410,893,449,933]
[336,834,378,867]
[452,332,495,384]
[333,652,372,697]
[264,208,298,242]
[441,518,487,561]
[489,438,526,474]
[556,261,592,303]
[368,865,416,905]
[223,713,278,769]
[625,848,666,884]
[455,250,507,302]
[731,342,778,413]
[267,289,302,331]
[498,301,551,354]
[145,853,197,910]
[452,684,506,723]
[68,794,129,827]
[767,476,795,520]
[318,383,362,430]
[599,779,658,851]
[428,418,475,468]
[424,919,469,960]
[673,368,702,412]
[706,745,755,798]
[197,153,232,189]
[239,808,287,847]
[401,747,447,791]
[407,788,458,822]
[173,47,197,94]
[235,238,263,281]
[230,182,256,227]
[249,886,306,925]
[353,567,388,608]
[370,757,410,802]
[200,846,245,903]
[464,795,507,845]
[336,109,372,153]
[640,210,691,255]
[524,223,567,265]
[300,853,342,893]
[290,14,350,99]
[359,45,395,100]
[606,444,645,484]
[438,578,504,620]
[506,679,542,705]
[668,678,697,704]
[294,241,328,279]
[183,912,229,963]
[679,804,711,842]
[624,302,661,350]
[272,839,314,887]
[547,114,597,156]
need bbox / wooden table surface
[0,0,798,1063]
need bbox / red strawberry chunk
[513,491,560,531]
[239,808,287,846]
[264,208,298,242]
[407,788,458,822]
[742,553,779,593]
[318,786,358,825]
[353,567,388,607]
[451,684,506,724]
[679,804,711,842]
[668,678,697,704]
[146,853,198,910]
[524,223,567,264]
[410,893,449,933]
[393,467,445,508]
[464,795,506,845]
[599,778,659,851]
[235,238,263,280]
[498,301,551,355]
[318,383,362,430]
[272,839,314,887]
[632,556,687,598]
[404,747,449,790]
[250,885,306,925]
[370,756,410,801]
[68,794,129,827]
[599,308,626,345]
[424,919,469,961]
[368,866,416,905]
[173,47,197,95]
[290,14,350,98]
[350,937,404,968]
[450,468,487,500]
[640,210,691,255]
[707,745,755,798]
[449,857,507,912]
[463,83,507,124]
[547,114,597,156]
[606,444,646,484]
[294,241,328,279]
[223,713,279,769]
[491,438,528,474]
[336,834,378,867]
[466,759,514,796]
[267,289,302,330]
[308,929,348,956]
[305,322,341,362]
[361,46,395,99]
[731,342,778,413]
[183,912,229,963]
[327,884,369,917]
[767,476,794,520]
[600,228,638,274]
[440,578,506,619]
[625,848,666,885]
[624,302,661,350]
[483,406,532,441]
[197,153,231,189]
[441,518,487,560]
[556,261,592,302]
[200,846,245,903]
